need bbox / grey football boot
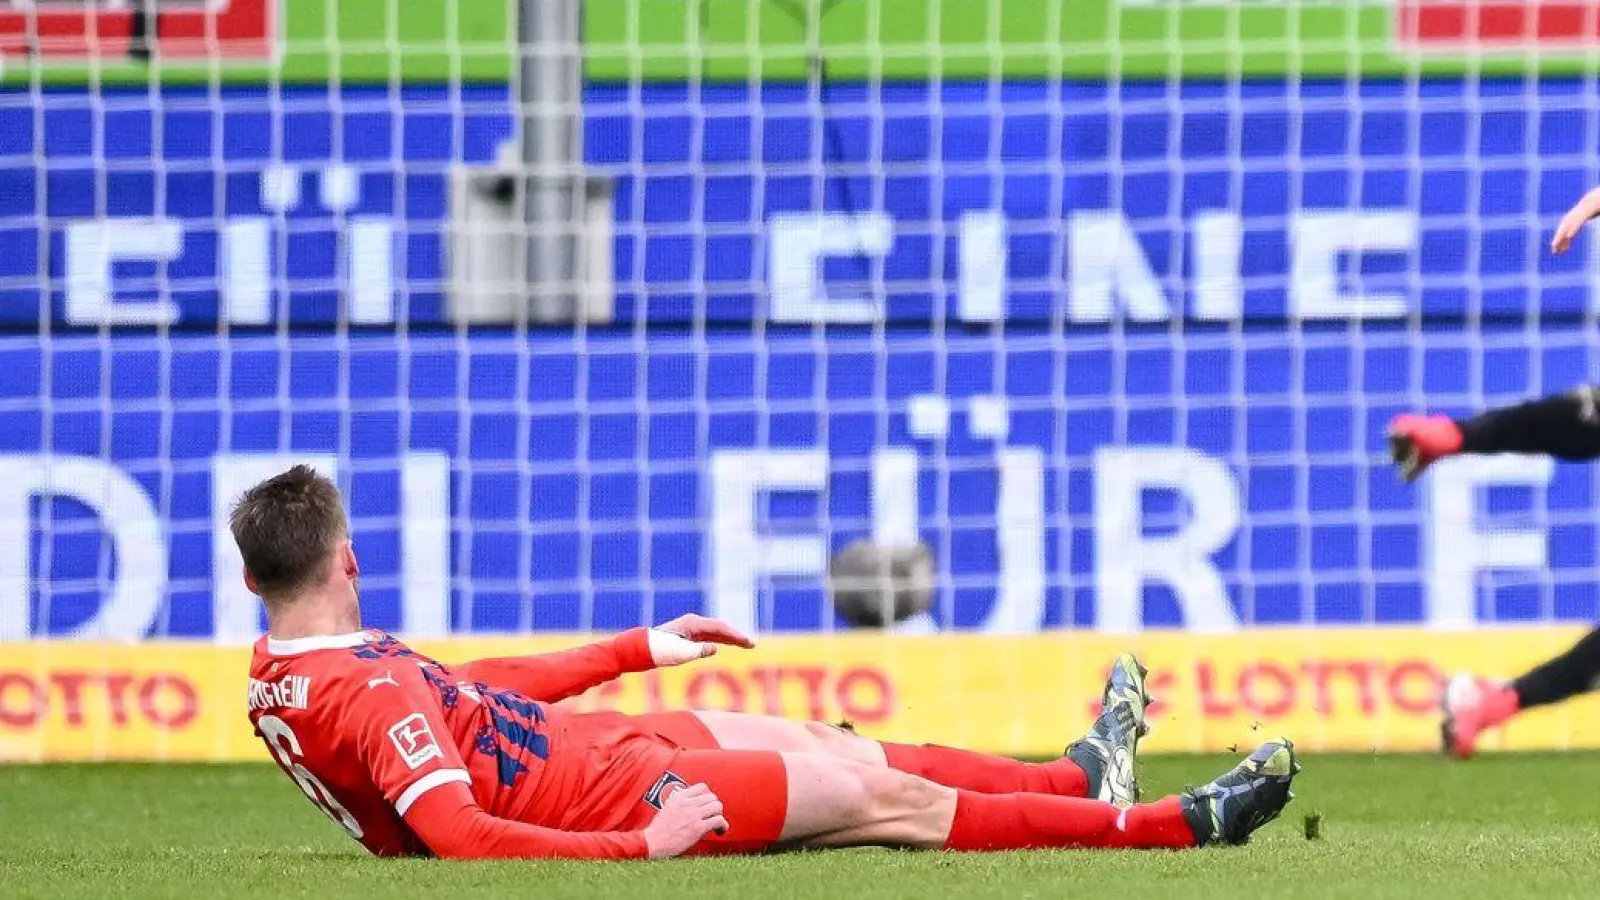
[1182,738,1302,846]
[1065,653,1150,808]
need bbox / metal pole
[519,0,583,323]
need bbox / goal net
[4,0,1600,760]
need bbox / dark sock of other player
[1457,386,1600,460]
[1512,627,1600,709]
[1455,388,1600,708]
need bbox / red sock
[943,792,1195,851]
[881,743,1089,797]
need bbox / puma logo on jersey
[248,675,311,711]
[367,671,399,690]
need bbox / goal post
[6,0,1600,761]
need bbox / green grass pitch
[5,753,1600,899]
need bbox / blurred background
[4,0,1600,762]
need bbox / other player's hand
[643,783,728,859]
[649,614,756,666]
[1552,187,1600,254]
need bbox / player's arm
[451,615,755,703]
[1552,186,1600,254]
[350,667,704,859]
[451,628,654,703]
[402,777,727,861]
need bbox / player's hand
[642,783,728,859]
[648,614,756,667]
[1552,186,1600,254]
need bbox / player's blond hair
[229,465,349,603]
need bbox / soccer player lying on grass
[1387,186,1600,759]
[237,465,1300,860]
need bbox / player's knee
[862,768,948,821]
[781,755,952,846]
[802,720,846,743]
[802,720,882,764]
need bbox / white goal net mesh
[3,0,1600,759]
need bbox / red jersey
[246,628,657,859]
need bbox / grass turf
[4,753,1600,899]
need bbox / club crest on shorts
[643,771,688,810]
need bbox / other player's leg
[1441,627,1600,759]
[1389,388,1600,756]
[760,737,1300,852]
[675,653,1149,805]
[1388,385,1600,482]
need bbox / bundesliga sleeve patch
[388,713,444,770]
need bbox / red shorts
[523,711,788,855]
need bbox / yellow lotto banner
[6,628,1600,762]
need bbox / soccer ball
[827,539,935,627]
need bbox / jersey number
[258,715,365,839]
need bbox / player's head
[229,465,358,609]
